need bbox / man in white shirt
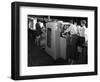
[80,20,88,43]
[63,21,79,64]
[77,20,87,57]
[78,20,87,46]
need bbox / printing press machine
[45,21,71,60]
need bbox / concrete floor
[28,29,87,67]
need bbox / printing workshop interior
[28,15,88,66]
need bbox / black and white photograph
[28,15,88,66]
[11,2,97,80]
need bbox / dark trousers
[70,34,79,60]
[66,34,85,61]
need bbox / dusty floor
[28,30,87,67]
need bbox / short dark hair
[37,19,41,22]
[81,20,86,25]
